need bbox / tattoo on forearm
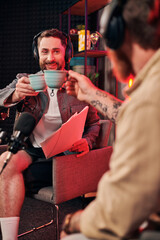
[91,100,108,113]
[113,102,122,109]
[96,90,107,98]
[94,90,122,121]
[91,98,121,122]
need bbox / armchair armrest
[52,146,113,204]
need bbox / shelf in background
[74,50,107,58]
[70,34,78,40]
[62,0,109,16]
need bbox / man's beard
[39,60,64,71]
[108,48,135,84]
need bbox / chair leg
[18,205,54,238]
[18,219,54,238]
[55,204,59,240]
[18,203,59,239]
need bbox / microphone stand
[0,151,13,175]
[0,136,27,176]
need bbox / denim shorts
[23,147,64,194]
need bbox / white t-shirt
[30,88,62,147]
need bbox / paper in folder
[40,106,89,158]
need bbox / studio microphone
[8,112,36,154]
[0,112,36,175]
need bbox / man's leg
[0,150,32,240]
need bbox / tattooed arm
[91,90,122,122]
[66,70,122,123]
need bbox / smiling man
[0,28,102,240]
[38,32,66,71]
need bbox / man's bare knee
[0,150,32,175]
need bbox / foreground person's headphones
[100,0,160,50]
[100,0,127,50]
[32,29,73,64]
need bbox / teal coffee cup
[44,70,67,89]
[29,73,46,92]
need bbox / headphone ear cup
[106,12,125,49]
[32,31,44,62]
[100,0,125,50]
[32,40,39,61]
[65,36,74,63]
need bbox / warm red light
[128,74,134,88]
[128,78,133,88]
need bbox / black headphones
[32,29,73,64]
[100,0,127,50]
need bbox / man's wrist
[4,92,18,104]
[11,91,22,102]
[62,210,82,234]
[61,213,74,234]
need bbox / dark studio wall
[0,0,97,137]
[0,0,87,88]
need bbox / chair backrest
[95,119,112,149]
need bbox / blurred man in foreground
[61,0,160,239]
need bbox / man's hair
[37,28,67,49]
[123,0,160,49]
